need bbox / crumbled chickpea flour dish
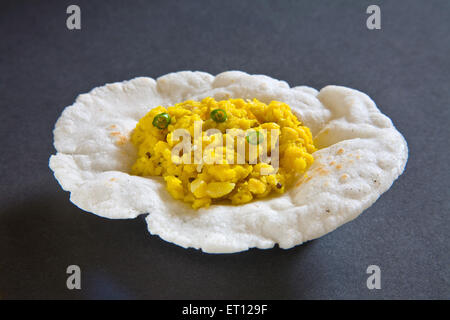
[49,71,408,253]
[130,97,316,209]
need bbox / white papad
[49,71,408,253]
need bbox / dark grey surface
[0,0,449,299]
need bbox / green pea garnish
[246,131,264,145]
[152,113,171,129]
[210,109,227,123]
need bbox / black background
[0,0,449,299]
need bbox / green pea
[152,113,171,129]
[210,109,227,123]
[246,131,264,145]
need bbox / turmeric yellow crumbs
[130,97,316,209]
